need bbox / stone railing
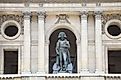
[0,74,121,80]
[105,74,121,80]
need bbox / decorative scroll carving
[102,14,121,34]
[55,14,70,24]
[0,14,24,34]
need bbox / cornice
[0,3,121,12]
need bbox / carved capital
[23,11,31,19]
[80,11,88,20]
[38,12,46,19]
[95,11,102,20]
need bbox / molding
[0,73,121,78]
[0,3,121,12]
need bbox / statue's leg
[63,52,67,70]
[59,52,63,70]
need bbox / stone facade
[0,2,121,80]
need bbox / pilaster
[80,11,89,73]
[37,12,45,73]
[22,11,31,74]
[95,11,104,73]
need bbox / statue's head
[58,32,67,40]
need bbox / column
[95,11,103,73]
[77,40,81,73]
[37,12,45,73]
[22,12,31,74]
[80,11,89,73]
[45,41,49,73]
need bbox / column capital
[80,11,88,20]
[94,11,102,19]
[37,11,46,19]
[94,11,102,15]
[23,11,31,19]
[80,11,88,15]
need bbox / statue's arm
[67,41,70,48]
[56,41,59,55]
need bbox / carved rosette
[0,14,24,34]
[102,14,121,34]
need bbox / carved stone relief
[0,14,24,34]
[102,14,121,34]
[55,14,70,24]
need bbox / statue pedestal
[59,70,67,73]
[52,63,73,74]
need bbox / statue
[52,32,73,74]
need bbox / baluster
[106,76,109,80]
[111,76,114,80]
[48,77,51,80]
[118,76,121,80]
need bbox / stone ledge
[0,74,121,78]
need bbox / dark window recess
[4,51,18,74]
[107,25,121,36]
[108,50,121,74]
[4,25,18,37]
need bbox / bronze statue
[53,32,73,73]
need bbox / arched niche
[49,28,77,73]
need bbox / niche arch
[49,28,77,73]
[46,23,80,42]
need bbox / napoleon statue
[52,32,73,73]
